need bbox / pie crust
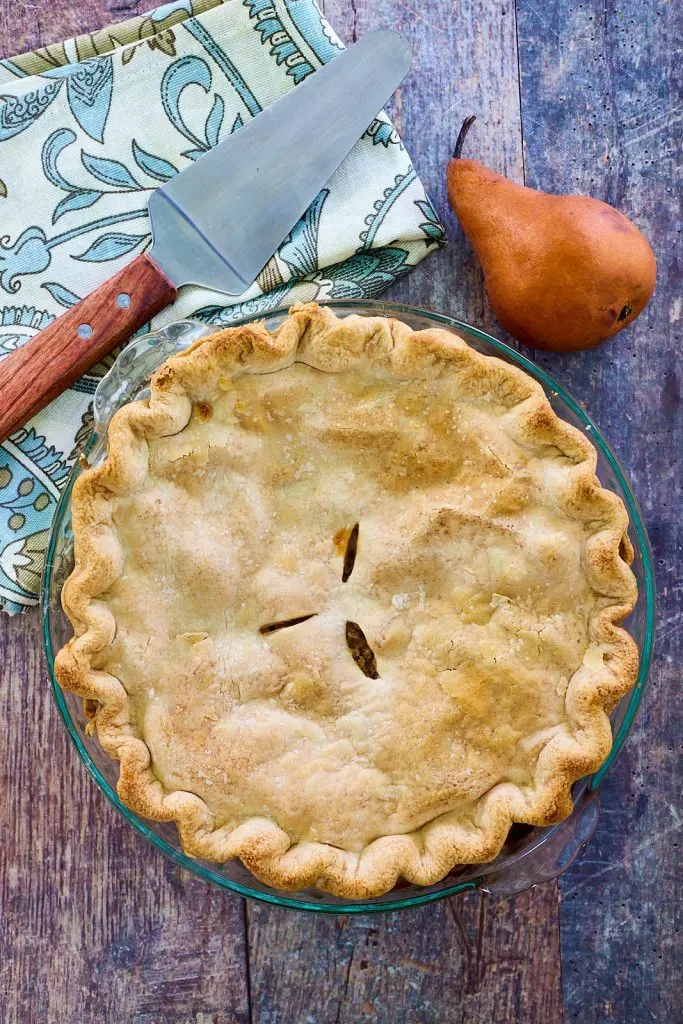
[55,303,638,898]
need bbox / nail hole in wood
[342,522,359,582]
[346,620,379,679]
[259,613,317,634]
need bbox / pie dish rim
[45,300,653,904]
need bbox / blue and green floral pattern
[0,0,444,613]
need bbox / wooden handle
[0,253,178,443]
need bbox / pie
[56,303,638,898]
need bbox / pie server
[0,30,411,443]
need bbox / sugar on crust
[56,303,638,898]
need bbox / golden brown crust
[55,303,638,898]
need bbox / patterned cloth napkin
[0,0,444,613]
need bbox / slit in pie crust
[56,303,638,898]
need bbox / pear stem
[453,115,477,159]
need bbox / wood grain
[0,0,145,59]
[247,890,562,1024]
[0,253,177,443]
[330,0,527,336]
[515,2,682,1021]
[0,609,250,1024]
[0,0,679,1022]
[254,5,564,1022]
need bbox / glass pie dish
[42,300,656,913]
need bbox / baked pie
[56,303,638,898]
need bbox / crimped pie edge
[55,303,639,899]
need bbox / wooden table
[1,2,680,1021]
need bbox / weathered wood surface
[1,1,680,1022]
[515,3,682,1022]
[0,608,251,1024]
[247,890,562,1024]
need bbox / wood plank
[247,4,564,1023]
[248,889,562,1024]
[0,16,250,1024]
[516,1,682,1021]
[0,0,139,59]
[0,610,251,1024]
[0,8,248,1017]
[330,0,527,334]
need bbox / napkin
[0,0,444,613]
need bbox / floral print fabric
[0,0,444,613]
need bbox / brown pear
[446,116,656,351]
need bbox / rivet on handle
[77,324,93,340]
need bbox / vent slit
[345,620,379,679]
[259,614,317,634]
[342,522,359,582]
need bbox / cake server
[0,30,411,443]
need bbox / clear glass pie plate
[42,300,656,913]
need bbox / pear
[446,116,656,352]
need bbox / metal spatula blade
[148,30,412,294]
